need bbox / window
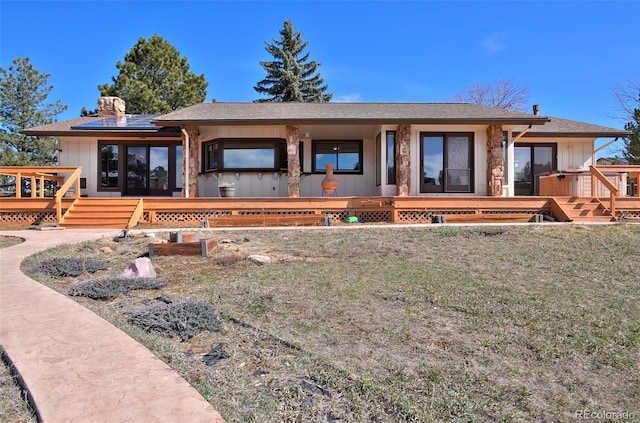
[312,140,363,173]
[100,144,119,189]
[202,139,296,172]
[175,145,183,189]
[420,132,474,193]
[502,131,509,185]
[386,131,396,184]
[376,133,381,186]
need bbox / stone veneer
[396,124,411,196]
[286,125,301,197]
[184,125,200,198]
[486,124,504,196]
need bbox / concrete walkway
[0,229,224,423]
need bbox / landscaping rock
[99,246,113,254]
[122,257,156,278]
[248,254,271,265]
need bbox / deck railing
[590,165,618,216]
[0,166,70,198]
[53,167,82,223]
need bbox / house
[21,97,631,199]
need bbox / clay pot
[321,163,339,195]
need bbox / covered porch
[2,164,640,229]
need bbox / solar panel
[72,114,161,130]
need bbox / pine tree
[0,57,67,166]
[98,34,208,114]
[255,20,332,102]
[623,106,640,164]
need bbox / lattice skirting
[1,211,57,224]
[140,208,554,226]
[143,209,395,225]
[618,210,640,219]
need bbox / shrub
[29,257,108,278]
[68,276,164,300]
[127,300,221,341]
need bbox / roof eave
[519,132,631,138]
[21,129,181,137]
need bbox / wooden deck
[2,195,639,229]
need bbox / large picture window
[420,132,474,193]
[203,138,296,172]
[312,140,362,173]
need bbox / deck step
[60,198,139,228]
[554,197,616,222]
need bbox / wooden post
[16,172,21,198]
[396,124,411,196]
[286,125,301,198]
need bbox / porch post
[396,124,411,196]
[184,125,200,198]
[486,125,504,197]
[286,125,301,198]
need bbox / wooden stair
[554,197,616,223]
[60,198,141,228]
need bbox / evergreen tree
[98,34,208,114]
[0,57,67,166]
[255,20,332,102]
[623,105,640,164]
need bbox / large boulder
[122,257,156,278]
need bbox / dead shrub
[127,299,221,341]
[68,276,164,300]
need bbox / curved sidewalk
[0,229,224,423]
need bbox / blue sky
[2,0,639,155]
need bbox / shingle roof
[514,116,630,138]
[150,102,550,126]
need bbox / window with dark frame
[420,132,474,193]
[386,131,396,185]
[202,138,300,172]
[375,133,381,186]
[100,144,119,189]
[312,140,363,173]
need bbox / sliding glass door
[420,133,474,193]
[125,146,171,196]
[514,144,557,195]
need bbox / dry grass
[19,225,640,422]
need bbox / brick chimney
[97,96,126,117]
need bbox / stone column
[486,125,504,197]
[184,125,200,198]
[396,124,411,196]
[286,125,301,198]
